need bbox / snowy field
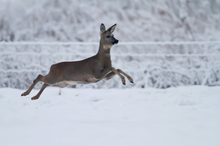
[0,86,219,146]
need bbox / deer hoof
[128,77,134,84]
[31,96,39,100]
[21,91,29,96]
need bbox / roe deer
[21,23,134,100]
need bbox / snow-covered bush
[0,0,219,89]
[0,44,219,89]
[0,0,220,41]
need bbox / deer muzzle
[113,39,119,44]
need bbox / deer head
[100,23,119,50]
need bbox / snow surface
[0,86,219,146]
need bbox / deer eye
[106,35,111,38]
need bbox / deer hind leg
[21,74,45,96]
[117,69,134,83]
[31,83,48,100]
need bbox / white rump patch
[53,81,82,87]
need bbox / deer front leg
[117,69,134,83]
[111,68,126,85]
[105,71,116,80]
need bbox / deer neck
[97,41,111,66]
[97,41,111,61]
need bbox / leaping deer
[21,23,134,100]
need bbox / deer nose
[114,39,119,44]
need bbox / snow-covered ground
[0,86,219,146]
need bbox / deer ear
[108,24,117,34]
[100,23,106,33]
